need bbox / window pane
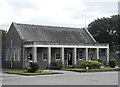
[43,53,47,60]
[18,49,20,61]
[64,54,67,59]
[79,51,83,59]
[56,54,60,59]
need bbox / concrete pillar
[73,47,77,67]
[61,47,64,64]
[32,47,37,62]
[22,47,25,69]
[106,48,109,65]
[97,48,99,59]
[24,48,28,69]
[48,47,51,67]
[10,40,13,69]
[85,48,88,61]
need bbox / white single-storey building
[3,22,109,69]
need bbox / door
[68,52,72,65]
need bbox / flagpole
[85,13,87,29]
[82,12,87,29]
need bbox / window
[17,49,20,61]
[56,54,60,60]
[43,53,47,60]
[78,51,83,60]
[89,54,93,59]
[13,49,17,61]
[64,54,67,60]
[6,49,9,61]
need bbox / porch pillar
[32,47,37,62]
[73,47,77,67]
[48,47,51,68]
[85,48,88,61]
[24,48,28,68]
[96,48,99,59]
[61,47,65,67]
[22,47,25,69]
[106,48,109,65]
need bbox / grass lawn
[62,68,120,72]
[6,70,62,76]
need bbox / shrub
[27,62,39,73]
[90,58,103,63]
[90,58,96,61]
[50,61,62,69]
[109,59,117,68]
[80,61,103,69]
[97,59,103,63]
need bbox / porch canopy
[23,42,109,68]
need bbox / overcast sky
[0,0,119,30]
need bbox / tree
[0,30,7,46]
[88,15,120,52]
[0,29,7,66]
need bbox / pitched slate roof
[12,22,96,44]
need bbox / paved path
[2,70,118,85]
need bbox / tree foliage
[88,15,120,52]
[0,30,7,46]
[0,30,7,60]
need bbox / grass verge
[62,68,120,72]
[6,70,62,76]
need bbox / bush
[80,61,103,69]
[109,59,117,68]
[91,58,103,63]
[97,59,103,63]
[50,61,62,69]
[90,58,96,61]
[27,62,39,73]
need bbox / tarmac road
[2,70,118,85]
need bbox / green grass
[6,70,61,75]
[62,68,86,71]
[62,68,120,72]
[6,68,120,75]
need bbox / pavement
[1,69,119,85]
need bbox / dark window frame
[56,54,61,60]
[43,53,47,60]
[78,50,83,60]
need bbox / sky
[0,0,119,30]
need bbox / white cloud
[0,0,118,30]
[81,0,119,2]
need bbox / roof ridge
[15,22,82,30]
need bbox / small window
[17,49,20,61]
[43,53,47,60]
[64,54,67,60]
[13,49,17,61]
[56,54,60,60]
[6,49,9,61]
[78,51,83,60]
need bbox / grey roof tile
[13,22,95,43]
